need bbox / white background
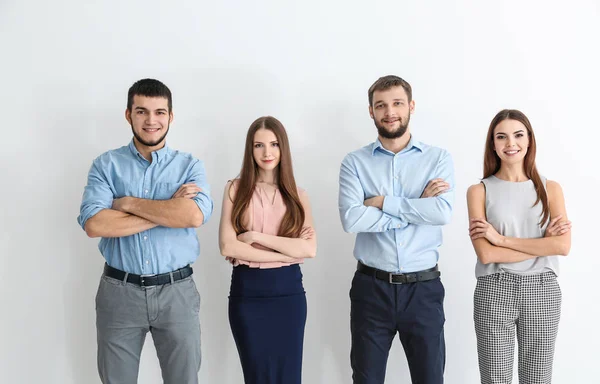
[1,0,598,383]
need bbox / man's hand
[364,196,384,210]
[545,215,572,237]
[172,183,202,199]
[112,196,132,212]
[420,178,450,198]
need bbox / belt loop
[122,272,129,285]
[169,272,174,285]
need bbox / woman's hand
[544,215,572,237]
[469,218,505,246]
[237,231,257,244]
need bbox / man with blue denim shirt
[339,75,454,384]
[77,78,213,384]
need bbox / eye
[394,101,402,106]
[375,104,383,109]
[157,111,166,115]
[496,135,506,140]
[515,133,524,138]
[254,143,263,148]
[136,110,145,115]
[272,142,279,147]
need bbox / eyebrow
[495,130,525,135]
[374,98,406,105]
[254,140,279,144]
[134,106,168,112]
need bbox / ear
[368,105,374,119]
[409,100,415,114]
[169,111,174,124]
[125,109,132,125]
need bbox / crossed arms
[338,150,455,233]
[78,161,213,238]
[466,180,571,264]
[218,181,317,263]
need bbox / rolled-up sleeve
[187,159,214,224]
[77,160,114,230]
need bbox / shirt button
[397,224,401,228]
[400,267,404,271]
[146,260,149,265]
[398,242,403,246]
[143,236,148,240]
[144,189,149,194]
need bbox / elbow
[189,211,204,228]
[437,207,452,225]
[557,243,571,257]
[476,250,494,265]
[84,221,100,238]
[220,242,235,258]
[304,246,317,259]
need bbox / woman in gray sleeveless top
[466,109,571,384]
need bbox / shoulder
[467,182,485,200]
[545,179,564,198]
[224,179,240,201]
[419,142,452,161]
[92,145,130,168]
[168,148,203,166]
[342,143,375,163]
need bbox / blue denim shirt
[78,140,214,274]
[338,136,454,273]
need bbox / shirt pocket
[155,182,181,200]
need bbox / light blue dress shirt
[78,140,214,275]
[338,136,454,273]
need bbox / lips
[143,128,161,133]
[503,150,520,156]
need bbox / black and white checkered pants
[474,272,561,384]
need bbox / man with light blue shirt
[77,78,213,384]
[339,75,454,384]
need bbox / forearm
[339,205,406,233]
[474,239,537,264]
[382,195,452,225]
[84,209,157,238]
[500,236,570,256]
[124,197,204,228]
[220,241,298,263]
[252,232,316,258]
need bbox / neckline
[491,175,532,184]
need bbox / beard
[131,124,169,147]
[374,114,410,139]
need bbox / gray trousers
[474,272,561,384]
[95,273,202,384]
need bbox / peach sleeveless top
[235,182,304,269]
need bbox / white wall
[1,0,598,382]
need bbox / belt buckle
[389,273,404,284]
[140,273,157,287]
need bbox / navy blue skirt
[229,264,307,384]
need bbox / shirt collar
[128,139,170,163]
[371,135,424,155]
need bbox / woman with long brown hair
[466,109,571,383]
[218,116,317,384]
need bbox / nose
[145,113,156,125]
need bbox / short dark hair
[368,75,412,106]
[127,78,172,112]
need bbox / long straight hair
[483,109,549,226]
[230,116,305,237]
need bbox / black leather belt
[103,263,193,287]
[357,262,440,284]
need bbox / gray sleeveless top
[475,175,559,278]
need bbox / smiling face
[252,128,281,173]
[126,95,173,149]
[493,118,530,166]
[369,85,414,139]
